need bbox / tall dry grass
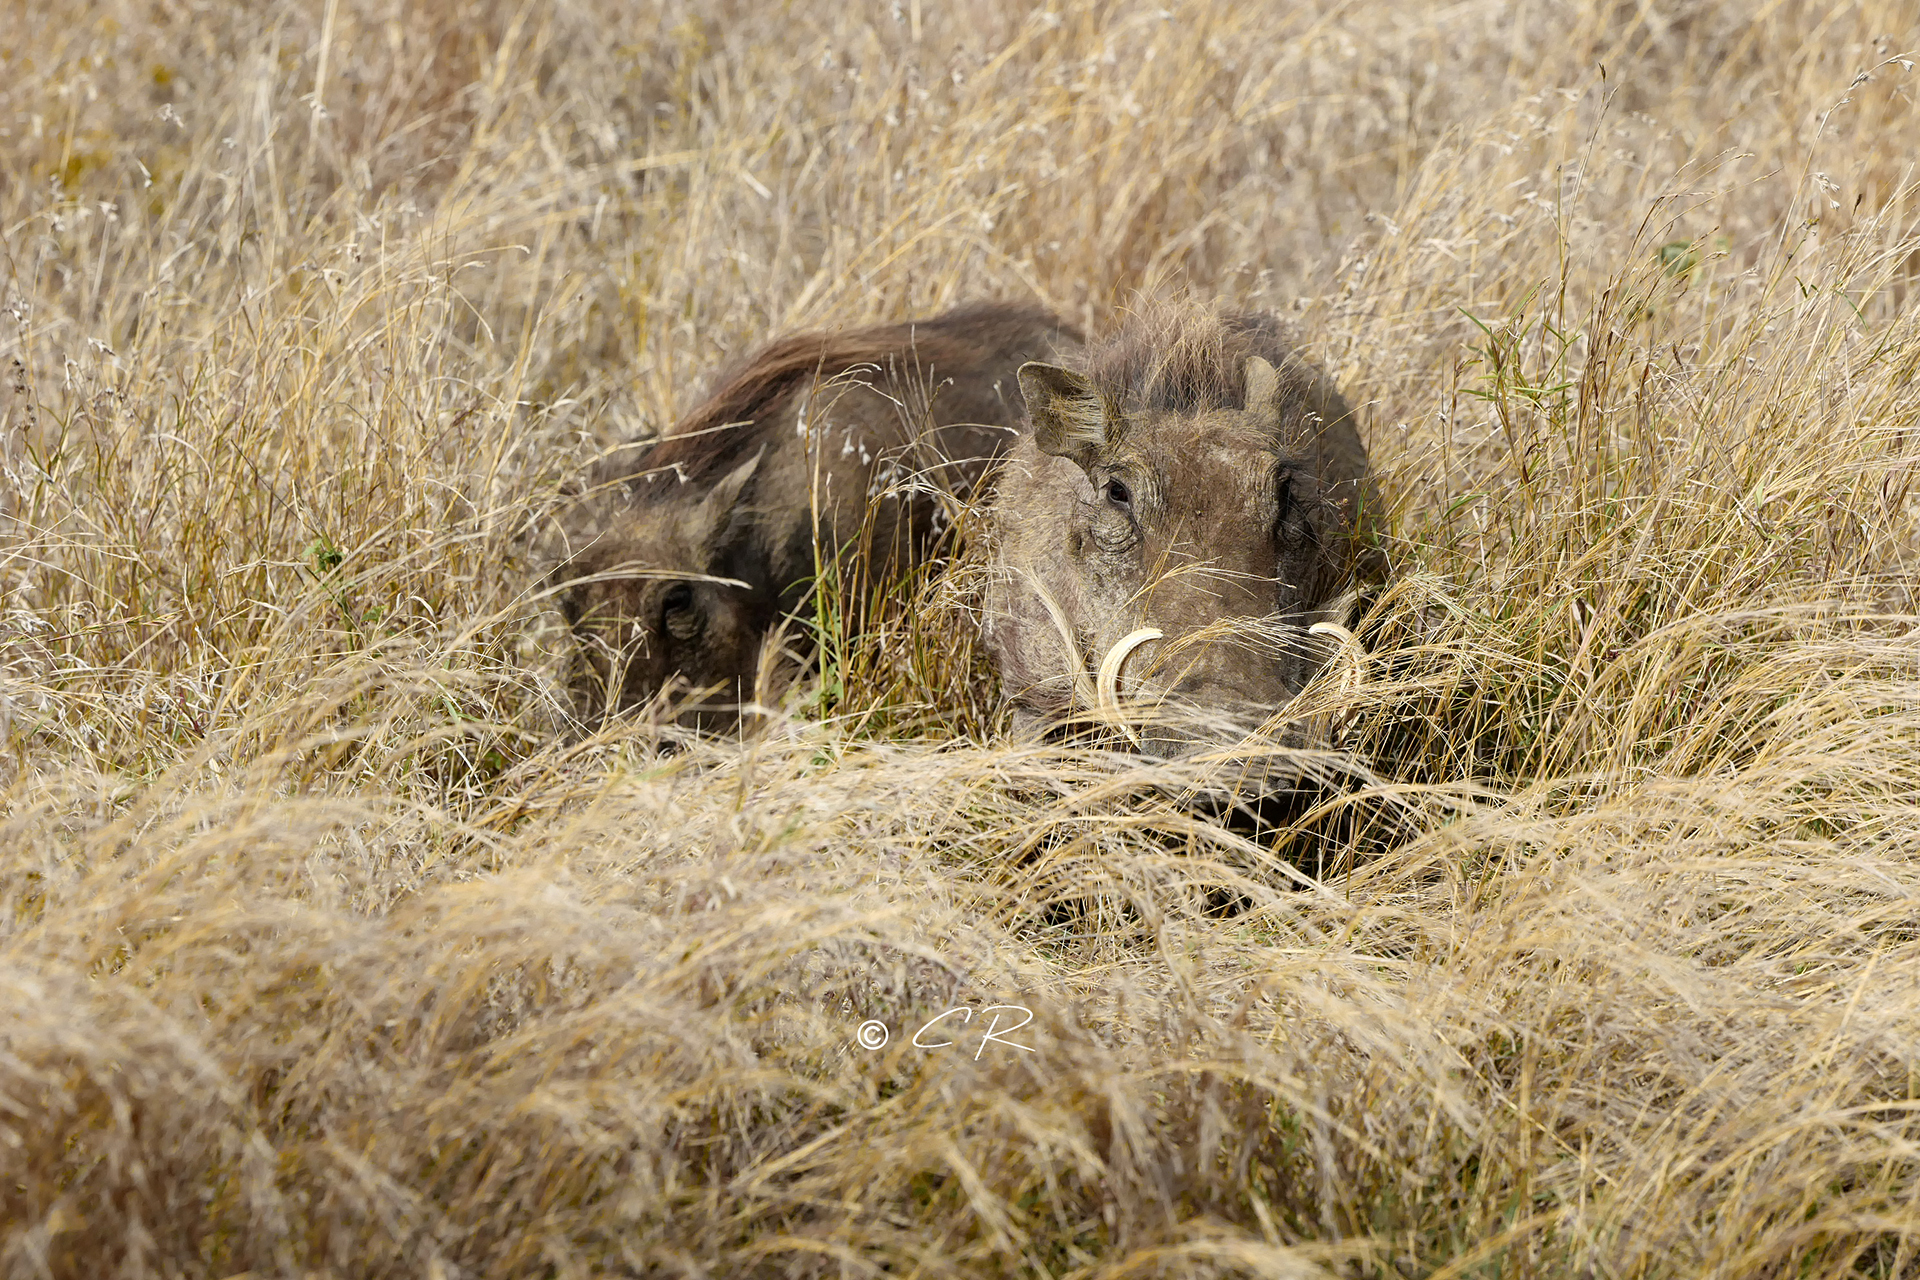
[4,0,1920,1275]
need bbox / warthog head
[983,307,1380,779]
[556,448,772,730]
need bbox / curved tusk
[1308,620,1368,736]
[1096,627,1164,746]
[1308,620,1367,690]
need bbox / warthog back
[550,301,1083,727]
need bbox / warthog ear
[1018,362,1115,466]
[1243,355,1283,415]
[688,446,764,560]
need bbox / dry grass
[5,0,1920,1275]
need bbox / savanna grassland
[5,0,1920,1275]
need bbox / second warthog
[982,304,1382,781]
[551,301,1081,727]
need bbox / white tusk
[1308,620,1368,739]
[1308,620,1366,692]
[1096,627,1164,746]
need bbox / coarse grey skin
[550,301,1083,730]
[981,305,1382,782]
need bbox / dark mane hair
[597,301,1077,488]
[1079,302,1310,415]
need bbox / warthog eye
[662,582,699,641]
[1104,477,1132,508]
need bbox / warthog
[551,301,1081,727]
[982,304,1382,780]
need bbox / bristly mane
[600,302,1076,487]
[1079,302,1306,415]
